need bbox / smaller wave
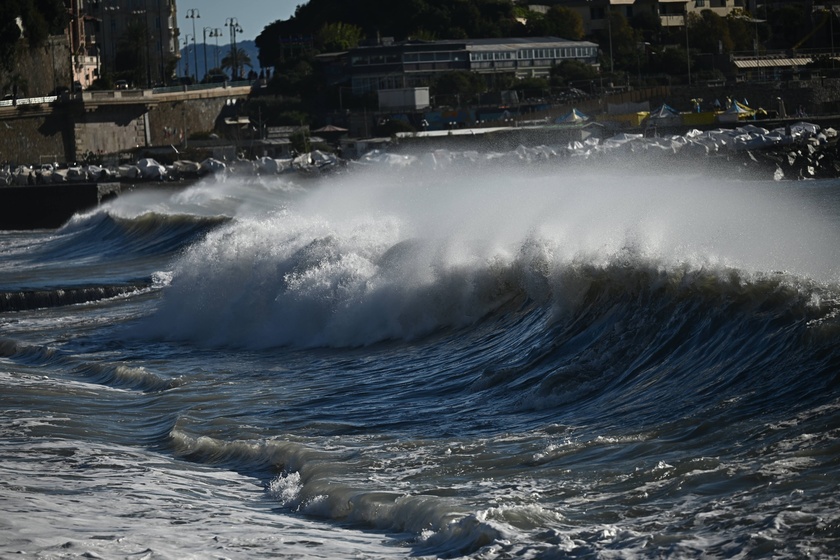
[73,362,185,392]
[53,211,227,260]
[0,337,181,393]
[169,428,505,557]
[0,283,149,312]
[0,338,63,365]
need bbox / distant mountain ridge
[178,39,261,80]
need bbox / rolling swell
[0,212,227,304]
[472,260,840,433]
[52,211,228,260]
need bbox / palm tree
[221,48,251,79]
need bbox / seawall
[0,85,252,164]
[0,182,120,230]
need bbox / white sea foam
[0,436,400,560]
[133,160,840,349]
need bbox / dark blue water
[2,159,840,558]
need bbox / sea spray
[140,161,840,349]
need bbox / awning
[313,125,348,133]
[733,57,813,69]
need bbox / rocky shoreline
[2,120,840,187]
[376,120,840,181]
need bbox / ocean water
[2,153,840,559]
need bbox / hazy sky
[180,0,302,43]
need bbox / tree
[115,19,149,87]
[766,3,808,49]
[269,57,317,97]
[689,10,733,55]
[599,11,640,73]
[432,70,485,105]
[647,46,691,78]
[3,71,29,98]
[510,76,549,99]
[550,59,598,86]
[255,0,523,67]
[725,11,757,53]
[222,48,252,79]
[631,10,662,44]
[541,6,584,40]
[0,0,67,70]
[316,22,363,52]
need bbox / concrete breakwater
[0,182,120,230]
[387,120,840,181]
[3,119,839,230]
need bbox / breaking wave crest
[169,427,505,557]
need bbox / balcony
[660,14,687,27]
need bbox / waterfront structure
[525,0,749,35]
[85,0,180,86]
[68,0,99,89]
[347,37,599,95]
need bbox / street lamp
[225,17,243,80]
[685,6,691,86]
[203,26,215,77]
[607,1,614,74]
[186,9,200,81]
[208,28,222,69]
[183,35,193,80]
[589,0,613,75]
[102,2,119,75]
[132,9,151,87]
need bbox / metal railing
[0,80,255,108]
[152,80,252,94]
[0,96,58,107]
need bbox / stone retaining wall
[147,97,235,147]
[1,37,72,98]
[0,87,249,163]
[0,109,73,164]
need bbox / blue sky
[181,1,302,43]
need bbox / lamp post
[685,6,691,86]
[132,9,151,87]
[209,28,222,69]
[186,9,200,81]
[102,2,119,76]
[203,26,214,76]
[607,1,614,74]
[183,35,192,80]
[225,17,243,80]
